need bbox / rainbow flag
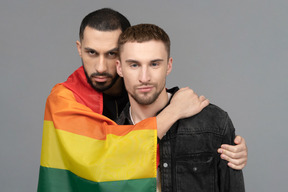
[37,82,157,191]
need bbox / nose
[95,56,107,73]
[139,66,151,83]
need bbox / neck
[130,89,169,124]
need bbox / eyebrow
[84,47,96,52]
[108,47,119,53]
[125,59,164,63]
[151,59,164,62]
[125,59,138,63]
[84,47,119,53]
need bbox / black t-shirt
[102,88,129,121]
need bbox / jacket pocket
[176,153,215,192]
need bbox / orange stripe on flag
[44,84,156,140]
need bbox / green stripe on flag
[37,166,156,192]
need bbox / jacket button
[163,163,168,168]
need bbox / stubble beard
[82,62,119,92]
[130,84,165,105]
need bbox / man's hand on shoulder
[156,87,209,139]
[169,87,209,119]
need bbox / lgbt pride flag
[37,67,157,192]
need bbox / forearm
[156,104,179,139]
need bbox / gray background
[0,0,287,191]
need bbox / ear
[116,60,123,77]
[76,40,82,57]
[166,57,173,75]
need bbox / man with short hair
[38,8,247,191]
[116,23,245,191]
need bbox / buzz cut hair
[79,8,131,41]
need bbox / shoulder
[47,83,75,102]
[201,104,228,118]
[178,104,230,134]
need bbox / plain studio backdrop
[0,0,287,191]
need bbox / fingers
[219,136,247,158]
[179,86,189,91]
[199,95,206,101]
[171,87,209,118]
[218,147,247,160]
[218,149,247,170]
[199,95,209,108]
[221,139,247,153]
[227,161,247,170]
[220,144,239,153]
[218,141,248,170]
[178,87,192,93]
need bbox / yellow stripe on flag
[40,120,157,182]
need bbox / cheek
[82,58,96,75]
[156,73,167,86]
[82,56,94,67]
[123,74,136,90]
[107,60,118,72]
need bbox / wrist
[156,105,179,139]
[164,104,180,120]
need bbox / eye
[130,63,139,68]
[151,62,160,68]
[87,50,97,56]
[107,51,118,59]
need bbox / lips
[137,85,154,93]
[92,76,108,83]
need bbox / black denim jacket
[116,87,245,192]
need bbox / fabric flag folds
[37,67,157,192]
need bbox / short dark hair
[118,24,171,57]
[79,8,131,40]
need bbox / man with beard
[38,8,247,192]
[116,23,245,192]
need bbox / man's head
[76,8,131,94]
[116,24,172,105]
